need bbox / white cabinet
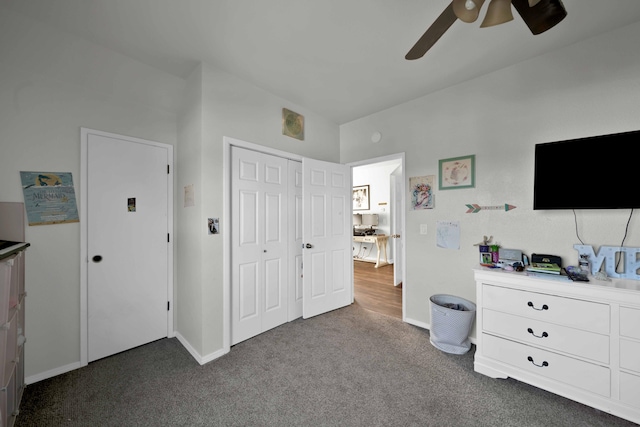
[1,242,28,427]
[474,268,640,425]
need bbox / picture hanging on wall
[410,175,434,210]
[353,185,370,210]
[282,108,304,140]
[19,171,80,225]
[439,154,475,190]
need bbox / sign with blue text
[20,171,79,226]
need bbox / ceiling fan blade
[512,0,567,35]
[405,2,458,60]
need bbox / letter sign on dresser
[474,268,640,425]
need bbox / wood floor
[353,260,402,319]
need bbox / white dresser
[474,268,640,425]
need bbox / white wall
[0,9,184,379]
[177,63,341,361]
[340,22,640,332]
[0,7,341,379]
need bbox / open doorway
[350,155,405,320]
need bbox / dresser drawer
[483,309,609,364]
[482,333,610,397]
[620,306,640,340]
[620,372,640,409]
[482,284,610,334]
[620,338,640,374]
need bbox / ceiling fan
[406,0,567,60]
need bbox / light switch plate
[420,224,428,235]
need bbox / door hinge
[167,301,170,311]
[167,233,170,243]
[167,164,170,174]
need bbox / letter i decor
[465,203,516,213]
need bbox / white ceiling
[4,0,640,124]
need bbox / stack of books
[526,262,561,275]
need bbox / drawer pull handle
[527,301,548,311]
[527,356,549,368]
[527,328,548,338]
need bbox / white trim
[405,317,430,331]
[405,317,477,346]
[347,153,407,322]
[175,332,227,365]
[26,361,82,385]
[80,127,174,366]
[223,136,303,162]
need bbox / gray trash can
[429,294,476,354]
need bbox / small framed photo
[353,185,370,211]
[282,108,304,140]
[439,154,475,190]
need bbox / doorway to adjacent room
[350,155,405,320]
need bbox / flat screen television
[533,129,640,210]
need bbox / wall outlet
[420,224,428,235]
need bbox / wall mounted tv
[533,129,640,210]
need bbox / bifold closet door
[231,147,289,345]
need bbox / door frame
[80,128,174,366]
[223,137,407,352]
[347,153,406,321]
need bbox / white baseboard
[26,333,229,385]
[175,332,228,365]
[26,361,82,385]
[353,258,395,265]
[404,316,429,331]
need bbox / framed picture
[439,155,475,190]
[353,185,370,210]
[282,108,304,140]
[410,175,434,210]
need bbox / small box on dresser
[474,267,640,425]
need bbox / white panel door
[302,158,352,319]
[288,160,303,321]
[87,133,169,362]
[231,147,288,344]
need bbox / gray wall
[340,21,640,331]
[0,9,183,379]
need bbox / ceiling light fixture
[480,0,514,28]
[406,0,567,60]
[453,0,486,23]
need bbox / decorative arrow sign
[466,203,516,213]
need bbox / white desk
[353,234,389,268]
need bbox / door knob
[305,243,313,248]
[92,255,103,263]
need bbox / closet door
[302,157,352,319]
[231,147,289,344]
[288,160,303,321]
